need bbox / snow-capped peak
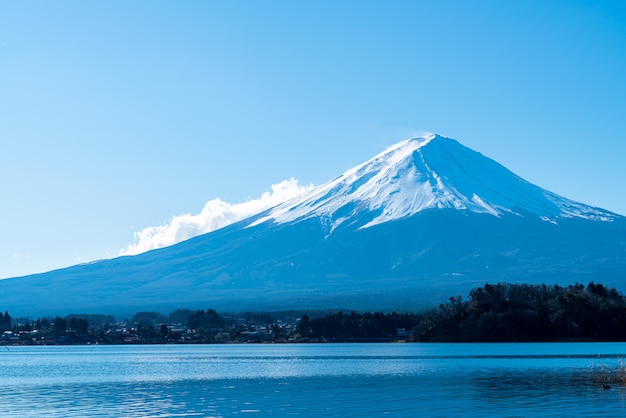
[249,134,616,232]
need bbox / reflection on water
[0,343,625,417]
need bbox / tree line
[3,281,626,344]
[296,311,420,341]
[296,282,626,342]
[413,282,626,341]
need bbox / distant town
[0,308,417,346]
[3,282,626,345]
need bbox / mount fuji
[251,135,615,229]
[2,135,626,316]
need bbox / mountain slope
[251,135,615,232]
[1,135,624,316]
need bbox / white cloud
[120,178,313,256]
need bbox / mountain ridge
[250,135,617,234]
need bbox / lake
[0,343,625,417]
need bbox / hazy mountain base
[2,209,625,318]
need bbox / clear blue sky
[1,0,625,279]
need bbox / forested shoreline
[2,282,626,345]
[413,281,626,342]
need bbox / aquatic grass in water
[584,359,626,387]
[561,358,626,389]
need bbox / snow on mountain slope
[250,135,616,232]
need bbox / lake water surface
[1,343,625,417]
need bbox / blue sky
[1,0,625,279]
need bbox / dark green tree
[296,314,312,338]
[189,309,224,330]
[0,311,11,331]
[53,317,67,338]
[68,318,89,337]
